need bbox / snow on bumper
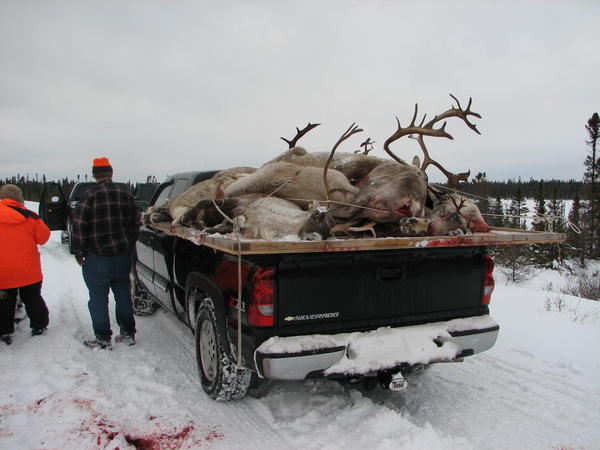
[254,315,499,380]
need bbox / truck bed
[149,223,566,255]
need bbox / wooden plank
[149,223,566,255]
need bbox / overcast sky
[1,0,599,184]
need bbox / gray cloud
[1,0,599,183]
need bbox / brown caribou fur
[223,161,359,219]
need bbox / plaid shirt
[72,180,140,257]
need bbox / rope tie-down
[211,199,245,368]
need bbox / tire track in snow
[137,307,295,449]
[369,350,597,449]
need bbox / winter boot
[31,328,47,336]
[114,334,136,346]
[1,334,13,345]
[83,338,112,350]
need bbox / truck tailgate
[276,246,487,335]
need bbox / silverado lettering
[284,312,341,322]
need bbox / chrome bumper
[254,315,499,380]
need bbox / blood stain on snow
[124,424,224,450]
[97,429,119,446]
[28,395,52,412]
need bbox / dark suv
[39,181,132,253]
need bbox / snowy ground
[1,204,599,449]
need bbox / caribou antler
[356,137,375,155]
[413,134,471,187]
[280,122,321,149]
[450,195,467,216]
[383,103,453,165]
[426,94,481,135]
[383,95,481,188]
[324,123,363,203]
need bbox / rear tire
[131,278,157,316]
[195,298,251,401]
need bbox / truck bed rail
[149,223,566,255]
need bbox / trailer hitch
[378,370,408,392]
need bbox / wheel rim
[199,319,217,382]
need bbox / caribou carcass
[180,194,336,241]
[268,146,386,182]
[223,161,360,219]
[353,161,428,222]
[147,95,489,240]
[427,193,490,236]
[224,124,370,220]
[273,123,429,222]
[143,167,257,226]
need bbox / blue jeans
[82,253,136,341]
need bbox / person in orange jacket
[0,184,50,345]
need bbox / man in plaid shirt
[73,157,140,349]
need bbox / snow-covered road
[1,224,599,449]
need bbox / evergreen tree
[546,187,566,264]
[487,195,506,262]
[495,187,534,280]
[532,181,546,232]
[583,112,600,257]
[547,188,566,233]
[489,195,505,228]
[530,181,550,265]
[471,172,490,219]
[567,190,585,265]
[497,246,535,283]
[506,187,528,229]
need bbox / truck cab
[134,171,218,316]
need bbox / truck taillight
[483,255,495,305]
[248,267,275,327]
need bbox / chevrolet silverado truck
[75,171,567,401]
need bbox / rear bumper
[254,315,499,380]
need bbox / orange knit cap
[92,157,113,176]
[93,157,111,168]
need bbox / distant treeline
[459,178,584,199]
[0,174,589,202]
[1,174,140,202]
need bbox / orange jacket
[0,199,50,289]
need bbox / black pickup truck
[129,171,517,401]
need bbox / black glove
[75,253,86,266]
